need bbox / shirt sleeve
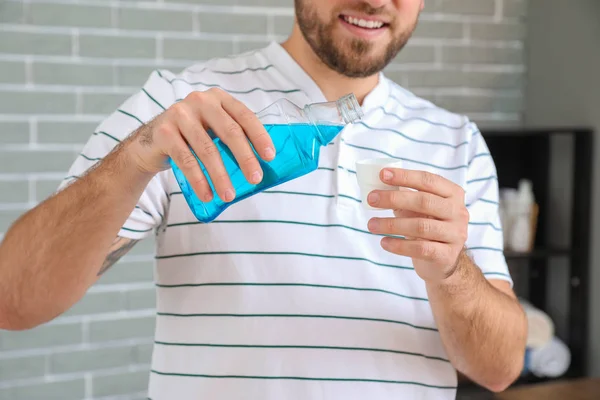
[464,124,513,286]
[58,70,177,240]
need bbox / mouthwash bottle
[170,93,364,223]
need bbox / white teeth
[343,16,384,29]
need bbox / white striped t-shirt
[62,42,511,400]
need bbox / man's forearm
[0,138,153,330]
[426,251,527,392]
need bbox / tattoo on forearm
[98,237,139,276]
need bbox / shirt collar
[261,41,390,111]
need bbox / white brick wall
[0,0,527,398]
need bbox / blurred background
[0,0,598,399]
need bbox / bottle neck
[255,93,364,145]
[303,94,363,144]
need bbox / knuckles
[178,151,199,170]
[418,193,435,211]
[419,171,437,190]
[170,102,190,120]
[222,121,243,140]
[186,90,206,104]
[155,122,176,140]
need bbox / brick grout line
[82,318,90,344]
[89,282,155,294]
[3,0,295,15]
[0,83,138,93]
[29,116,37,144]
[1,143,85,151]
[0,23,279,42]
[110,0,119,29]
[463,22,470,42]
[192,9,200,34]
[112,61,119,87]
[71,27,80,58]
[0,172,70,181]
[266,14,274,37]
[76,88,83,115]
[232,37,239,54]
[43,352,51,378]
[47,308,157,327]
[0,364,151,390]
[84,373,93,399]
[0,338,154,360]
[21,0,30,23]
[434,42,442,68]
[0,203,31,211]
[0,53,197,67]
[28,176,36,204]
[0,115,106,123]
[495,0,505,23]
[24,56,34,86]
[155,33,163,62]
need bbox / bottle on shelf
[509,179,535,252]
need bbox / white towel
[520,299,555,348]
[526,337,571,378]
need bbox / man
[0,0,527,398]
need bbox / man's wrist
[427,249,476,292]
[83,137,155,199]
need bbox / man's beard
[294,0,416,78]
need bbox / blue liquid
[170,123,344,223]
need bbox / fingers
[167,126,214,202]
[184,88,275,189]
[173,102,235,202]
[380,168,464,199]
[368,190,457,220]
[220,94,275,161]
[368,217,459,243]
[201,101,264,186]
[380,237,456,267]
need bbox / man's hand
[127,88,276,203]
[365,167,469,282]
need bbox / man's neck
[280,26,380,104]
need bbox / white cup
[355,157,403,210]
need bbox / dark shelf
[504,247,571,260]
[481,127,594,383]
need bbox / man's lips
[339,13,390,29]
[338,14,389,38]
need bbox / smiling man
[0,1,527,399]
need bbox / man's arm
[426,251,527,392]
[365,167,527,392]
[0,86,277,332]
[0,139,153,331]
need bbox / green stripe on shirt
[166,219,379,236]
[157,312,437,332]
[155,281,428,302]
[149,370,456,389]
[154,341,449,363]
[155,250,414,271]
[118,109,145,125]
[93,131,121,143]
